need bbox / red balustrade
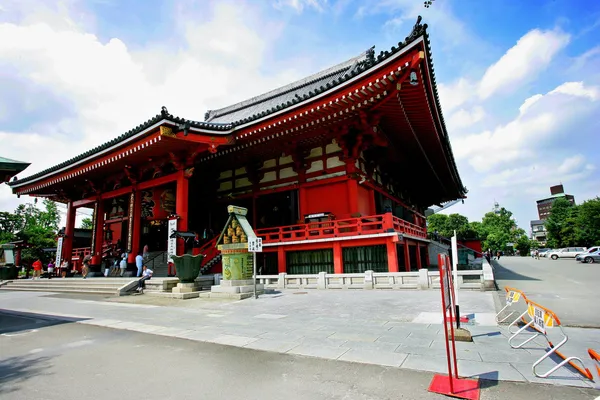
[71,247,91,260]
[255,213,427,243]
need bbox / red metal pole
[438,254,454,394]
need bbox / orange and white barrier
[496,286,530,334]
[508,299,593,380]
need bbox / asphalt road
[1,311,598,400]
[492,256,600,327]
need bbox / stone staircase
[0,277,138,295]
[145,251,169,277]
[200,253,222,275]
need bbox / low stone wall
[257,268,495,291]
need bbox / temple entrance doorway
[141,219,168,252]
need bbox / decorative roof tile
[10,16,465,197]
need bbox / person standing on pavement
[82,254,91,279]
[47,260,55,279]
[135,252,143,277]
[119,255,127,277]
[32,259,43,280]
[143,244,149,260]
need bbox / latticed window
[343,245,388,273]
[287,249,333,274]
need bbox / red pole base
[428,374,480,400]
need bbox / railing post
[277,272,287,289]
[364,270,374,289]
[317,271,327,289]
[418,268,429,290]
[382,212,394,232]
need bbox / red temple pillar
[333,242,343,274]
[62,201,76,264]
[298,187,308,219]
[277,247,286,273]
[386,238,399,272]
[403,240,410,272]
[176,170,189,255]
[346,178,359,215]
[91,199,105,265]
[416,244,422,269]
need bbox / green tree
[545,198,578,248]
[80,217,93,229]
[0,211,23,243]
[479,207,519,252]
[2,200,61,264]
[516,235,532,256]
[575,197,600,246]
[427,214,449,237]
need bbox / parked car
[547,247,587,260]
[575,247,600,263]
[537,248,551,257]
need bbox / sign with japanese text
[533,306,546,334]
[248,237,263,253]
[167,218,177,263]
[55,237,63,267]
[506,290,520,306]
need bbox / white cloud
[478,29,570,100]
[549,81,599,100]
[273,0,327,12]
[453,81,600,173]
[480,155,594,189]
[438,78,476,113]
[446,106,485,132]
[518,94,543,115]
[0,2,310,224]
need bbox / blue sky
[1,0,599,230]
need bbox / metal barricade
[508,299,593,380]
[496,286,530,334]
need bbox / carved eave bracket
[123,166,139,185]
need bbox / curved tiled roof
[10,16,465,196]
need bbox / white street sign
[248,237,263,253]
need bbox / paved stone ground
[1,288,598,390]
[493,256,600,327]
[3,312,599,400]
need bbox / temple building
[9,17,466,276]
[1,156,30,183]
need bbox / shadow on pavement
[492,261,541,281]
[476,372,499,389]
[0,309,88,335]
[0,355,53,395]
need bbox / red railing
[71,247,91,260]
[193,236,220,268]
[255,213,427,243]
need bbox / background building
[530,184,575,246]
[530,219,547,246]
[536,184,575,220]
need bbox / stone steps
[0,278,137,295]
[1,286,118,295]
